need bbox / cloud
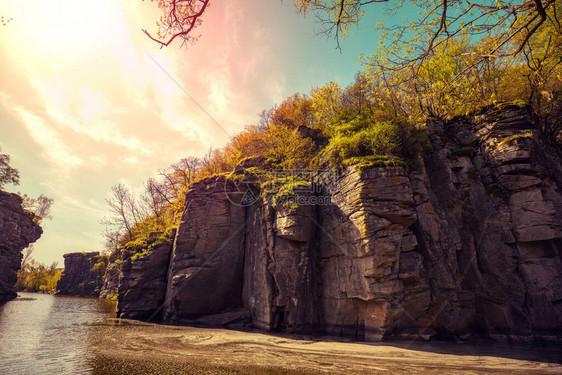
[28,77,147,153]
[0,0,301,264]
[12,105,85,170]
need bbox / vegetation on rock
[104,0,561,260]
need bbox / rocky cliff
[116,105,562,343]
[56,252,108,297]
[0,191,43,302]
[99,260,120,300]
[116,234,173,320]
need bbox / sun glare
[6,0,119,59]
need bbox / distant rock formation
[0,191,43,302]
[56,252,107,297]
[113,105,562,343]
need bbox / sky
[0,0,386,265]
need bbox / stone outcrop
[116,234,173,320]
[0,191,43,302]
[56,252,108,297]
[115,105,562,343]
[99,253,121,300]
[162,177,247,323]
[412,105,562,342]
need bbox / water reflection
[0,293,115,375]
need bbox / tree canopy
[143,1,560,65]
[142,1,561,120]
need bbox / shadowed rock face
[162,176,247,323]
[0,191,43,303]
[118,105,562,343]
[56,252,107,297]
[412,105,562,342]
[99,261,120,300]
[117,241,172,320]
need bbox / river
[0,292,115,374]
[1,292,562,374]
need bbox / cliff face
[413,105,562,342]
[0,191,43,302]
[117,106,562,343]
[116,236,172,320]
[56,252,107,297]
[99,262,120,300]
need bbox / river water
[0,292,115,374]
[1,292,562,375]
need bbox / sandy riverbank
[90,319,562,374]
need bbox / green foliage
[263,176,312,207]
[16,260,61,294]
[322,123,398,163]
[124,232,173,263]
[342,155,404,169]
[92,259,108,275]
[105,8,562,245]
[500,132,534,145]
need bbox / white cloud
[13,106,85,169]
[0,0,300,265]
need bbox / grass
[499,132,533,145]
[124,232,173,263]
[263,176,312,207]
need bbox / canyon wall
[0,191,43,302]
[116,234,173,320]
[56,252,108,297]
[116,105,562,343]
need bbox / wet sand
[91,319,562,374]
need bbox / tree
[16,259,61,293]
[143,1,561,117]
[142,0,210,47]
[102,229,122,255]
[21,245,35,265]
[20,194,54,224]
[296,0,560,63]
[0,147,19,189]
[102,184,142,238]
[145,1,559,63]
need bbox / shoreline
[91,318,562,374]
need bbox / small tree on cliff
[0,146,20,189]
[102,184,141,239]
[20,194,54,224]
